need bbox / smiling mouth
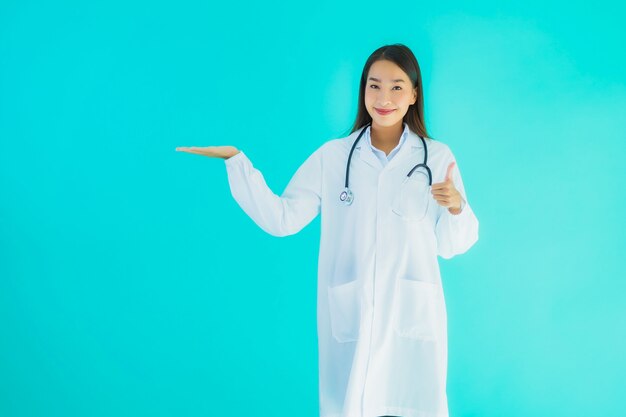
[375,108,396,115]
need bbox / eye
[368,84,402,90]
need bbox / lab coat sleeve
[223,148,322,237]
[435,148,479,259]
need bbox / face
[364,59,417,128]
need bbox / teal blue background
[1,1,625,416]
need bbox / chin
[371,117,401,127]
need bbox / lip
[375,108,396,115]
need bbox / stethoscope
[339,122,432,205]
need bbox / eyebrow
[368,77,405,83]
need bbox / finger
[431,182,449,190]
[177,148,202,154]
[431,187,448,194]
[445,161,456,181]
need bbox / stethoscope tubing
[340,122,431,205]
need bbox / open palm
[175,145,239,159]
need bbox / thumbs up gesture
[431,161,464,214]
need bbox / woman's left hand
[431,162,464,214]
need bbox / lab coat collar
[351,122,424,171]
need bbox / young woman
[177,43,479,417]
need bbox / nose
[377,89,392,106]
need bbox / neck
[370,121,404,150]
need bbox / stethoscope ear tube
[407,163,433,186]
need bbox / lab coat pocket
[327,280,362,343]
[391,172,431,222]
[392,278,440,341]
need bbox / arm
[224,148,322,237]
[435,149,479,259]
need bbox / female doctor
[177,43,479,417]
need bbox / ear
[412,87,418,105]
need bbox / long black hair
[348,43,431,139]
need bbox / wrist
[224,150,241,159]
[448,198,466,215]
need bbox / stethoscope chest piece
[340,188,354,205]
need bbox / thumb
[446,161,456,181]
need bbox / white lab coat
[224,123,479,417]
